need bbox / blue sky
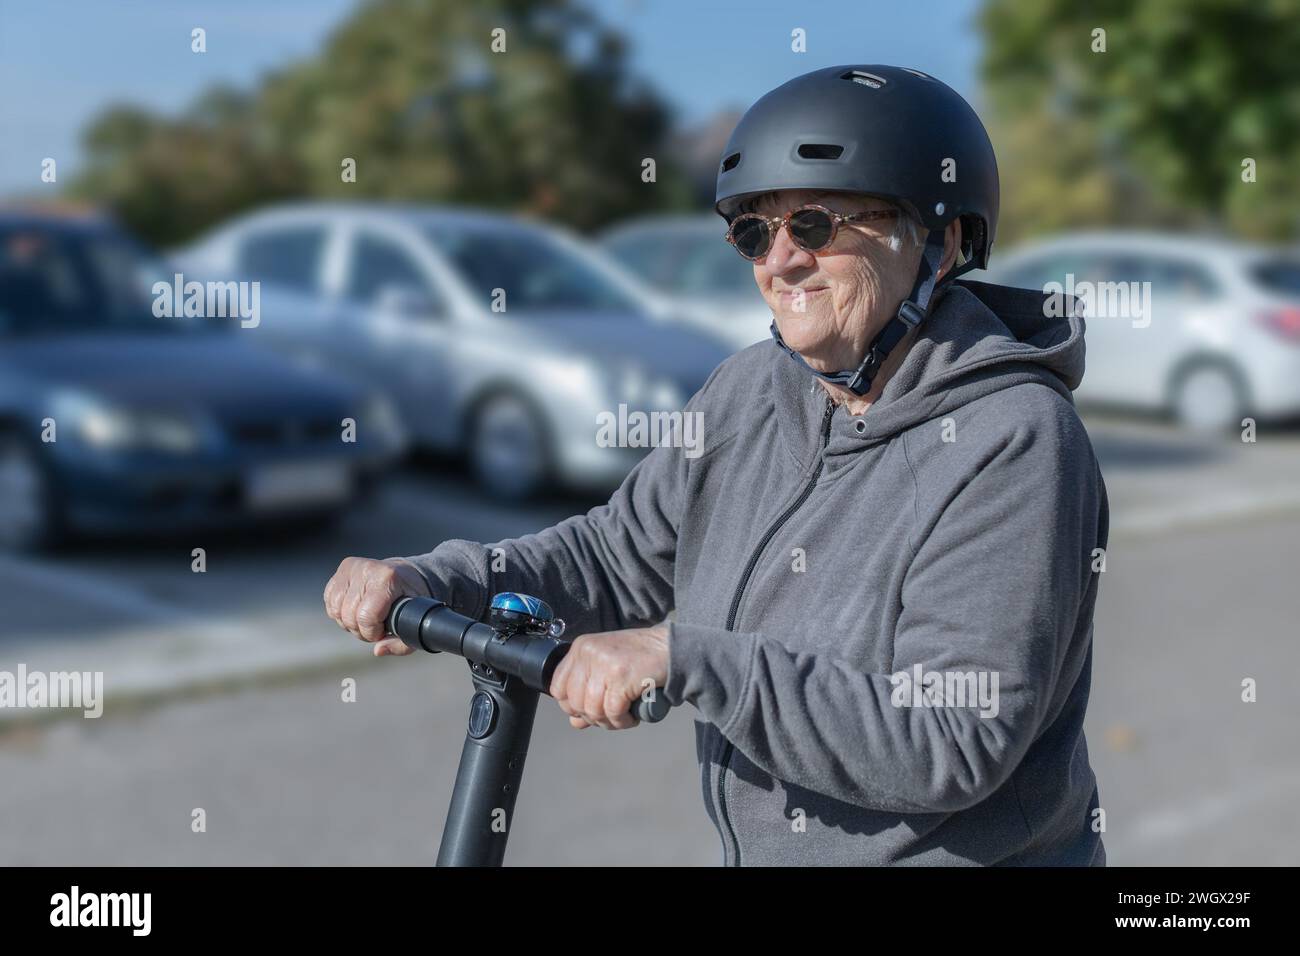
[0,0,983,196]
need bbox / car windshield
[0,225,209,337]
[1251,257,1300,298]
[423,223,643,313]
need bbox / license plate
[246,461,352,511]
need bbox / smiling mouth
[777,288,827,304]
[778,287,827,297]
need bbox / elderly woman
[324,65,1108,866]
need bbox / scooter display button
[468,691,497,739]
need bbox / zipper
[715,396,835,866]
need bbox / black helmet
[715,64,998,268]
[715,65,1001,395]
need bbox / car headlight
[613,366,683,410]
[646,378,685,411]
[52,393,204,454]
[614,364,648,404]
[535,356,602,398]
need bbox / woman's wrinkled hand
[323,556,430,657]
[548,624,670,730]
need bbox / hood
[773,279,1085,468]
[2,333,356,417]
[502,309,730,390]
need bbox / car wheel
[468,393,553,501]
[1170,364,1247,433]
[0,431,59,552]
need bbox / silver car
[600,214,774,352]
[175,203,729,498]
[986,231,1300,431]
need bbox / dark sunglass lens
[730,217,770,258]
[789,208,835,250]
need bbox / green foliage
[71,0,690,245]
[979,0,1300,242]
[71,90,305,247]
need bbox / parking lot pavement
[0,461,588,708]
[1085,413,1300,536]
[3,417,1300,706]
[0,652,718,865]
[1,418,1297,863]
[2,503,1295,864]
[1085,509,1300,865]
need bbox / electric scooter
[385,591,671,866]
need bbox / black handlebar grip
[629,688,671,724]
[387,596,673,722]
[385,596,425,651]
[386,596,463,654]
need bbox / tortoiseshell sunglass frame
[725,203,900,261]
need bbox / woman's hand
[548,624,670,730]
[323,556,429,656]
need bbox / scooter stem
[385,594,671,866]
[437,668,539,867]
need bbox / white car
[172,203,729,499]
[600,214,774,352]
[986,232,1300,430]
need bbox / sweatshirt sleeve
[389,368,722,635]
[663,404,1105,814]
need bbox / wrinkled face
[743,188,920,375]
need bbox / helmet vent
[841,70,886,89]
[721,152,741,172]
[796,143,844,160]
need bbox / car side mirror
[374,283,441,319]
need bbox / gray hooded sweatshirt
[397,279,1108,866]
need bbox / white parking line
[0,553,195,623]
[1121,768,1300,849]
[0,554,246,640]
[1110,485,1300,536]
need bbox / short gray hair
[887,202,926,254]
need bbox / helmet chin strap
[770,228,949,397]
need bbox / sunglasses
[725,203,899,261]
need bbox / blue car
[0,210,405,551]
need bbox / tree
[72,0,691,244]
[979,0,1300,242]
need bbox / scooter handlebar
[628,689,672,723]
[386,596,671,723]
